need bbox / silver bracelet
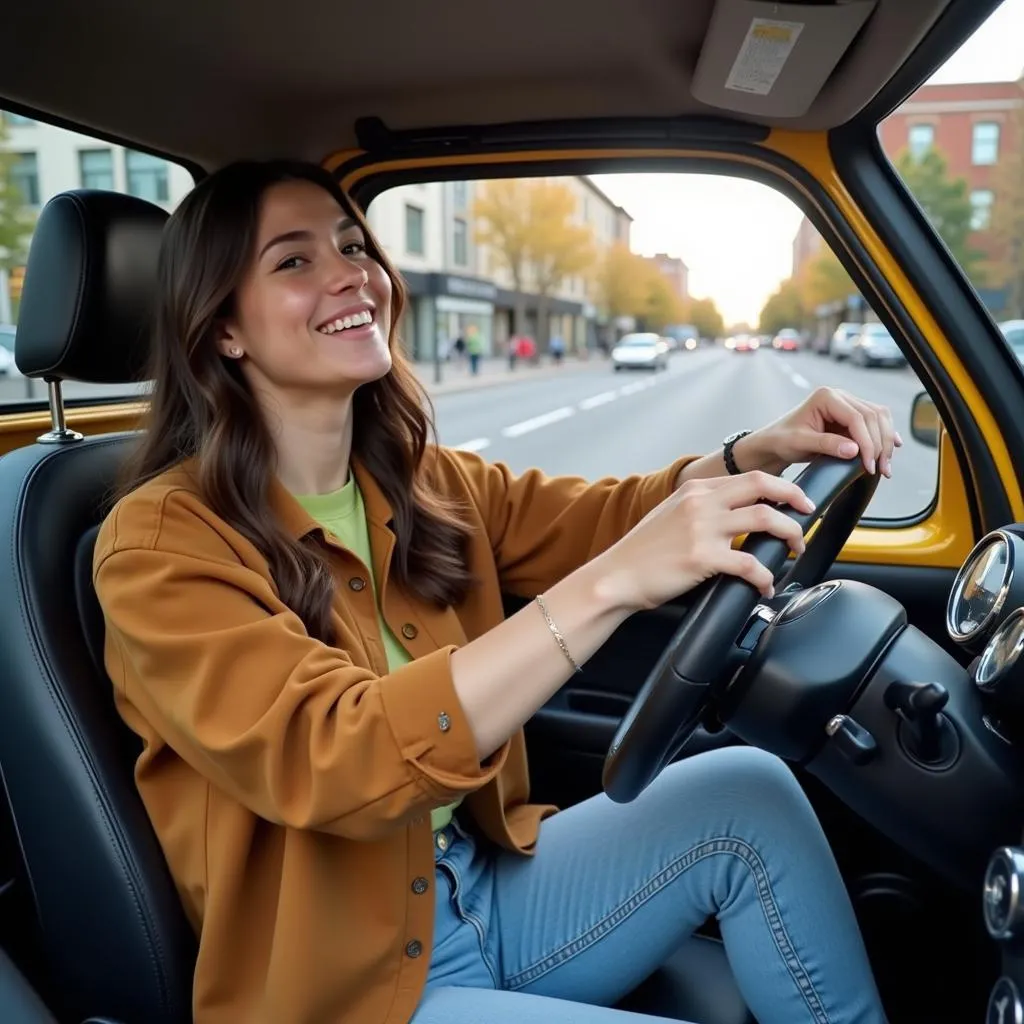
[535,593,583,674]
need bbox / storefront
[397,271,497,362]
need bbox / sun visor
[691,0,878,119]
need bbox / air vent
[691,0,877,119]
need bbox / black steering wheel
[602,455,880,803]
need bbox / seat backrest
[0,191,195,1024]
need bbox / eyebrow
[258,216,358,260]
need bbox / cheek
[367,263,394,332]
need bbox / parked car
[0,325,19,377]
[1000,320,1024,364]
[830,321,861,360]
[850,322,907,368]
[611,332,669,371]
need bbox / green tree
[0,120,34,274]
[759,278,806,335]
[895,147,984,280]
[688,297,725,340]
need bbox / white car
[0,325,20,377]
[830,321,861,360]
[1001,320,1024,364]
[612,332,669,371]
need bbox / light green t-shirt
[293,477,462,833]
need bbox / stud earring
[229,346,243,358]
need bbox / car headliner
[2,0,989,172]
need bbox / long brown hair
[121,160,474,644]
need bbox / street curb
[415,360,602,397]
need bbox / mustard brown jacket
[93,447,692,1024]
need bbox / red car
[772,330,801,351]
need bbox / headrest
[15,190,168,384]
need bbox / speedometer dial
[947,533,1011,644]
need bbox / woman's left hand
[744,386,903,478]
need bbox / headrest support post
[37,379,84,445]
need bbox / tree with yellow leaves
[474,178,595,346]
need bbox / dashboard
[947,528,1024,1024]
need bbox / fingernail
[868,458,877,474]
[839,441,858,457]
[895,433,905,446]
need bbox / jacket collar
[268,457,395,541]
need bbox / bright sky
[592,0,1024,327]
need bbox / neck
[259,389,356,496]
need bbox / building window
[9,153,40,206]
[125,150,170,202]
[972,122,1000,166]
[405,204,425,255]
[2,112,36,127]
[970,189,994,230]
[907,123,934,160]
[79,149,115,190]
[453,218,468,266]
[453,181,468,209]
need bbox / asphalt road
[0,346,936,520]
[430,347,937,521]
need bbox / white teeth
[320,310,372,334]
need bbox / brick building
[794,79,1023,314]
[878,80,1023,270]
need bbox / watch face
[724,431,749,445]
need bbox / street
[0,346,936,520]
[430,347,936,521]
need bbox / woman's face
[218,179,394,401]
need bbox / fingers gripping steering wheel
[602,455,879,803]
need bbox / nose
[325,249,368,293]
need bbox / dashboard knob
[987,976,1024,1024]
[984,847,1024,941]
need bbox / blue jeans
[411,746,887,1023]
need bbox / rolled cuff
[379,645,509,800]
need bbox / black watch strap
[723,430,752,475]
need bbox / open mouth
[317,309,374,335]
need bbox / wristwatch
[722,430,752,475]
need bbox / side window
[883,14,1023,378]
[368,172,937,521]
[0,109,193,404]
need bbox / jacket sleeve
[94,491,507,842]
[443,448,699,596]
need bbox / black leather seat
[0,188,753,1024]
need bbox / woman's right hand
[593,470,815,613]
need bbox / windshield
[617,335,659,347]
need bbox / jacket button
[402,623,418,639]
[412,876,429,895]
[349,577,367,592]
[405,939,423,958]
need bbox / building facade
[366,175,632,361]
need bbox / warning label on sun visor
[724,18,804,96]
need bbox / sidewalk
[413,354,601,396]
